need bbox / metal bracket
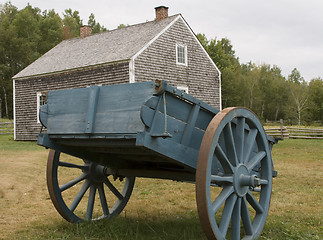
[151,92,172,138]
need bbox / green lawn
[0,135,322,239]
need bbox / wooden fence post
[280,119,284,138]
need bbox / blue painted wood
[181,104,200,146]
[135,132,198,171]
[39,80,221,178]
[85,86,100,134]
[43,82,156,135]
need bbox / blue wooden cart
[38,80,277,240]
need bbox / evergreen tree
[88,13,107,33]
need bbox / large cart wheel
[196,107,272,240]
[47,150,135,223]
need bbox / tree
[62,8,82,39]
[117,24,128,29]
[286,68,309,125]
[0,2,25,118]
[288,68,304,84]
[0,2,108,119]
[0,3,64,118]
[308,78,323,124]
[267,66,289,121]
[88,13,107,33]
[197,34,242,108]
[240,63,262,113]
[39,10,63,53]
[12,4,42,62]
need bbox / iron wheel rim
[196,107,272,240]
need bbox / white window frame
[177,85,189,94]
[176,44,188,66]
[37,92,48,123]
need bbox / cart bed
[38,80,219,180]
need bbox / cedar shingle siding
[13,14,220,140]
[135,18,220,108]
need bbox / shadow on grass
[12,215,206,240]
[10,214,322,240]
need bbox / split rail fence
[265,126,323,139]
[0,121,14,135]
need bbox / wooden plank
[0,122,13,125]
[290,136,323,139]
[287,127,323,131]
[265,127,287,131]
[288,129,323,133]
[136,132,198,171]
[288,133,323,136]
[140,102,206,150]
[46,82,155,135]
[85,86,100,133]
[181,104,200,146]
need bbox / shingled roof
[13,14,180,79]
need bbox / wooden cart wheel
[47,150,135,223]
[196,107,272,240]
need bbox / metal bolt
[254,176,261,186]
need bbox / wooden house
[13,6,221,140]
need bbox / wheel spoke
[235,117,245,163]
[98,183,110,216]
[86,185,96,220]
[196,108,272,240]
[243,129,258,164]
[70,179,91,212]
[104,178,124,200]
[60,173,88,192]
[47,150,135,223]
[241,196,254,236]
[246,190,264,214]
[212,186,234,214]
[219,194,238,236]
[246,151,266,171]
[210,175,233,184]
[215,144,234,174]
[224,122,239,166]
[232,197,242,240]
[58,161,88,170]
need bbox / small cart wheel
[196,107,272,240]
[47,150,135,223]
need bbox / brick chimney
[155,6,168,21]
[80,25,92,38]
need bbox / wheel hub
[233,164,259,197]
[87,163,106,183]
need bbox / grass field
[0,135,322,239]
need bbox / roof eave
[13,59,131,80]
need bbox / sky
[8,0,323,82]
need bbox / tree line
[1,2,322,125]
[0,2,107,119]
[197,34,323,125]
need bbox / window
[177,85,189,94]
[37,92,48,123]
[176,44,187,66]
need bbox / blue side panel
[47,88,89,134]
[44,82,156,135]
[136,132,198,171]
